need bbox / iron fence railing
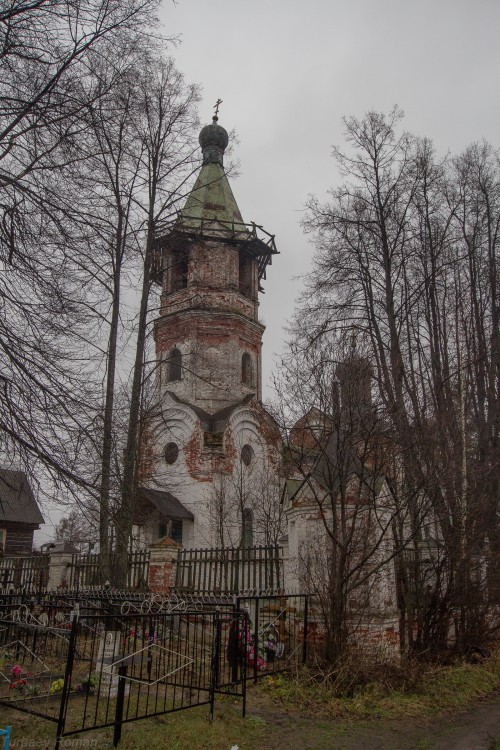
[1,597,293,748]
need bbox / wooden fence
[175,545,284,594]
[0,554,49,593]
[0,546,285,595]
[68,550,150,590]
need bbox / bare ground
[247,688,500,750]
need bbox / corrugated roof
[0,469,44,525]
[138,488,194,521]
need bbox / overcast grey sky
[162,0,500,397]
[35,0,499,543]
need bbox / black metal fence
[0,590,308,748]
[236,593,309,682]
[0,606,247,748]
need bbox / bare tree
[112,58,200,585]
[274,339,410,663]
[0,0,162,187]
[1,1,200,583]
[209,459,284,549]
[251,458,286,547]
[297,109,499,653]
[0,0,164,496]
[54,508,98,553]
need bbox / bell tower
[153,116,278,412]
[140,115,281,551]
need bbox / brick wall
[147,539,180,593]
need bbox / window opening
[239,253,253,298]
[241,353,253,386]
[168,349,182,382]
[204,431,224,451]
[158,519,182,545]
[164,442,179,464]
[241,444,253,466]
[171,252,188,291]
[171,520,183,545]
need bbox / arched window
[241,444,253,467]
[241,508,254,548]
[241,353,253,386]
[168,348,182,382]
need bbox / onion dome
[199,116,229,166]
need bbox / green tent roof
[180,161,245,229]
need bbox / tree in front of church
[210,455,285,550]
[64,47,200,583]
[110,60,200,585]
[275,338,412,664]
[0,0,168,518]
[1,0,202,584]
[295,108,499,655]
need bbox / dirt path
[247,689,500,750]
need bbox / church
[137,114,283,551]
[134,115,398,628]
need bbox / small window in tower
[164,442,179,465]
[171,251,188,292]
[239,253,253,298]
[168,348,182,382]
[241,353,253,386]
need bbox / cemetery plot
[0,591,309,748]
[0,604,249,748]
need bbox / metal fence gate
[236,593,309,682]
[0,599,248,748]
[0,590,309,748]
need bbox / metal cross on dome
[213,98,223,117]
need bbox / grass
[260,648,500,720]
[1,701,262,749]
[1,652,499,749]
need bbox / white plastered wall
[147,396,282,550]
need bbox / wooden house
[0,469,44,556]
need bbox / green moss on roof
[180,162,245,228]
